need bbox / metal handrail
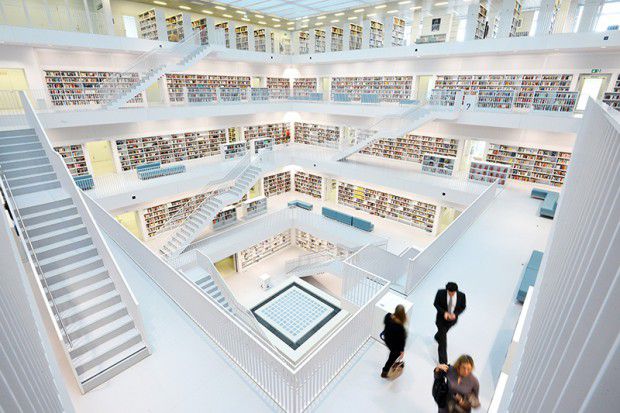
[0,169,73,347]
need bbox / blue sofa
[530,188,559,218]
[517,250,543,303]
[321,207,374,232]
[361,93,380,104]
[73,174,94,191]
[399,99,419,105]
[136,162,186,180]
[332,93,351,103]
[288,200,313,211]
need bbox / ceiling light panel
[207,1,378,20]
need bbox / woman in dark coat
[435,354,480,412]
[380,304,408,378]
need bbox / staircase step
[54,279,116,312]
[0,134,38,145]
[0,141,42,153]
[3,164,53,179]
[80,345,149,393]
[27,216,83,238]
[46,257,104,285]
[0,156,50,171]
[31,225,88,249]
[69,315,134,359]
[77,337,145,385]
[60,290,121,325]
[22,205,78,226]
[11,180,61,196]
[66,302,128,341]
[0,129,34,138]
[49,267,109,297]
[39,245,99,273]
[0,148,46,162]
[35,234,93,260]
[74,329,143,376]
[7,171,57,187]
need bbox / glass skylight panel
[212,0,393,19]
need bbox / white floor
[64,184,552,413]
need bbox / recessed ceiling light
[375,5,387,9]
[334,12,344,16]
[179,5,191,10]
[258,21,266,24]
[255,14,264,18]
[348,16,357,20]
[235,10,245,14]
[301,24,308,28]
[272,18,280,22]
[214,5,226,10]
[387,9,398,14]
[398,0,412,4]
[242,18,250,21]
[222,14,232,18]
[274,24,281,27]
[287,21,295,25]
[367,13,377,16]
[153,1,167,5]
[317,16,326,20]
[354,9,364,13]
[201,9,212,14]
[315,22,323,26]
[411,6,421,10]
[435,2,448,6]
[330,19,339,23]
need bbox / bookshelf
[221,142,248,160]
[166,13,185,41]
[143,191,217,237]
[251,138,274,154]
[349,23,363,50]
[390,17,406,46]
[337,181,437,232]
[603,74,620,111]
[369,20,384,48]
[192,18,209,45]
[250,87,270,102]
[294,171,323,199]
[421,154,457,176]
[475,3,488,39]
[44,70,143,107]
[416,34,447,44]
[294,229,346,257]
[314,29,326,53]
[298,31,310,54]
[115,129,226,171]
[237,231,292,270]
[243,123,291,145]
[235,25,249,50]
[292,78,317,97]
[267,77,290,99]
[429,88,460,106]
[215,22,230,47]
[531,91,577,112]
[138,9,165,40]
[213,206,237,230]
[294,122,340,148]
[263,171,292,197]
[360,134,459,163]
[509,0,523,37]
[468,161,511,186]
[477,89,515,109]
[331,27,344,51]
[165,74,251,103]
[244,196,267,219]
[486,143,572,186]
[254,29,273,52]
[54,144,90,176]
[331,76,413,102]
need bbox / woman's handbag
[387,355,405,379]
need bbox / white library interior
[1,1,619,412]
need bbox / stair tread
[77,340,146,383]
[69,314,133,352]
[7,171,56,183]
[38,245,97,266]
[64,301,126,334]
[34,233,91,254]
[10,176,58,189]
[27,213,80,231]
[72,325,140,366]
[59,289,120,320]
[30,223,86,243]
[53,278,114,304]
[49,266,108,292]
[45,256,103,279]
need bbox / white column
[362,19,371,48]
[535,0,557,36]
[561,0,580,33]
[464,3,480,40]
[180,12,192,41]
[343,24,351,50]
[81,0,94,33]
[309,29,317,53]
[292,31,301,54]
[577,0,604,32]
[247,25,256,52]
[228,21,238,49]
[99,0,115,36]
[324,28,332,52]
[495,0,519,38]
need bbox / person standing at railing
[380,304,408,378]
[433,282,467,364]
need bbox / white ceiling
[211,0,391,19]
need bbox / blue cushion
[351,217,374,232]
[517,267,538,303]
[539,192,559,218]
[288,201,298,207]
[361,93,379,104]
[296,201,313,210]
[527,250,544,270]
[322,207,339,220]
[73,175,94,190]
[137,165,185,180]
[400,99,419,105]
[531,188,550,200]
[136,162,161,172]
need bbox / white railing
[18,91,149,346]
[84,191,390,412]
[284,250,336,274]
[346,244,409,294]
[0,90,29,130]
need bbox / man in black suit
[433,282,466,364]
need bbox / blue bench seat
[321,207,374,232]
[531,188,559,218]
[361,93,380,104]
[351,216,374,232]
[136,162,161,172]
[137,164,186,180]
[288,200,313,211]
[517,250,543,303]
[73,174,94,191]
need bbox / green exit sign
[591,69,602,73]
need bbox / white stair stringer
[0,125,150,393]
[333,105,460,161]
[159,163,263,260]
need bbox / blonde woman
[380,305,408,378]
[435,355,480,412]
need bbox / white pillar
[577,0,604,32]
[247,25,256,52]
[99,0,115,36]
[343,24,352,50]
[180,12,192,41]
[562,0,580,33]
[535,0,557,36]
[495,0,520,38]
[82,0,94,33]
[464,2,481,40]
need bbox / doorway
[437,206,462,234]
[0,68,29,110]
[416,75,434,103]
[216,255,237,276]
[115,211,143,240]
[325,178,338,202]
[575,74,611,111]
[459,139,487,172]
[321,77,330,100]
[86,141,116,176]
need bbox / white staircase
[285,251,337,278]
[159,156,263,260]
[333,104,460,161]
[0,128,149,392]
[194,274,233,312]
[101,28,217,109]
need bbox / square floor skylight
[252,282,340,349]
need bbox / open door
[115,211,144,240]
[416,75,434,103]
[575,73,611,111]
[86,141,117,176]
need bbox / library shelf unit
[508,0,523,37]
[115,129,227,171]
[192,18,209,45]
[294,171,323,199]
[237,231,292,271]
[360,134,459,163]
[429,89,460,106]
[531,91,577,112]
[416,34,447,44]
[243,123,291,146]
[267,77,290,99]
[235,26,250,50]
[369,20,384,48]
[251,138,275,154]
[486,143,572,186]
[54,144,90,177]
[244,196,267,219]
[349,24,363,50]
[213,206,238,231]
[254,29,273,52]
[298,31,310,54]
[475,3,488,39]
[293,122,340,148]
[138,9,164,40]
[421,154,457,176]
[215,22,230,47]
[222,142,248,160]
[331,27,344,51]
[330,76,413,103]
[166,13,185,42]
[292,78,317,97]
[263,171,292,197]
[337,181,437,233]
[603,74,620,111]
[143,191,217,237]
[44,70,143,107]
[390,17,406,46]
[476,89,515,109]
[314,29,326,53]
[165,74,251,103]
[433,73,573,111]
[468,160,511,186]
[294,229,347,257]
